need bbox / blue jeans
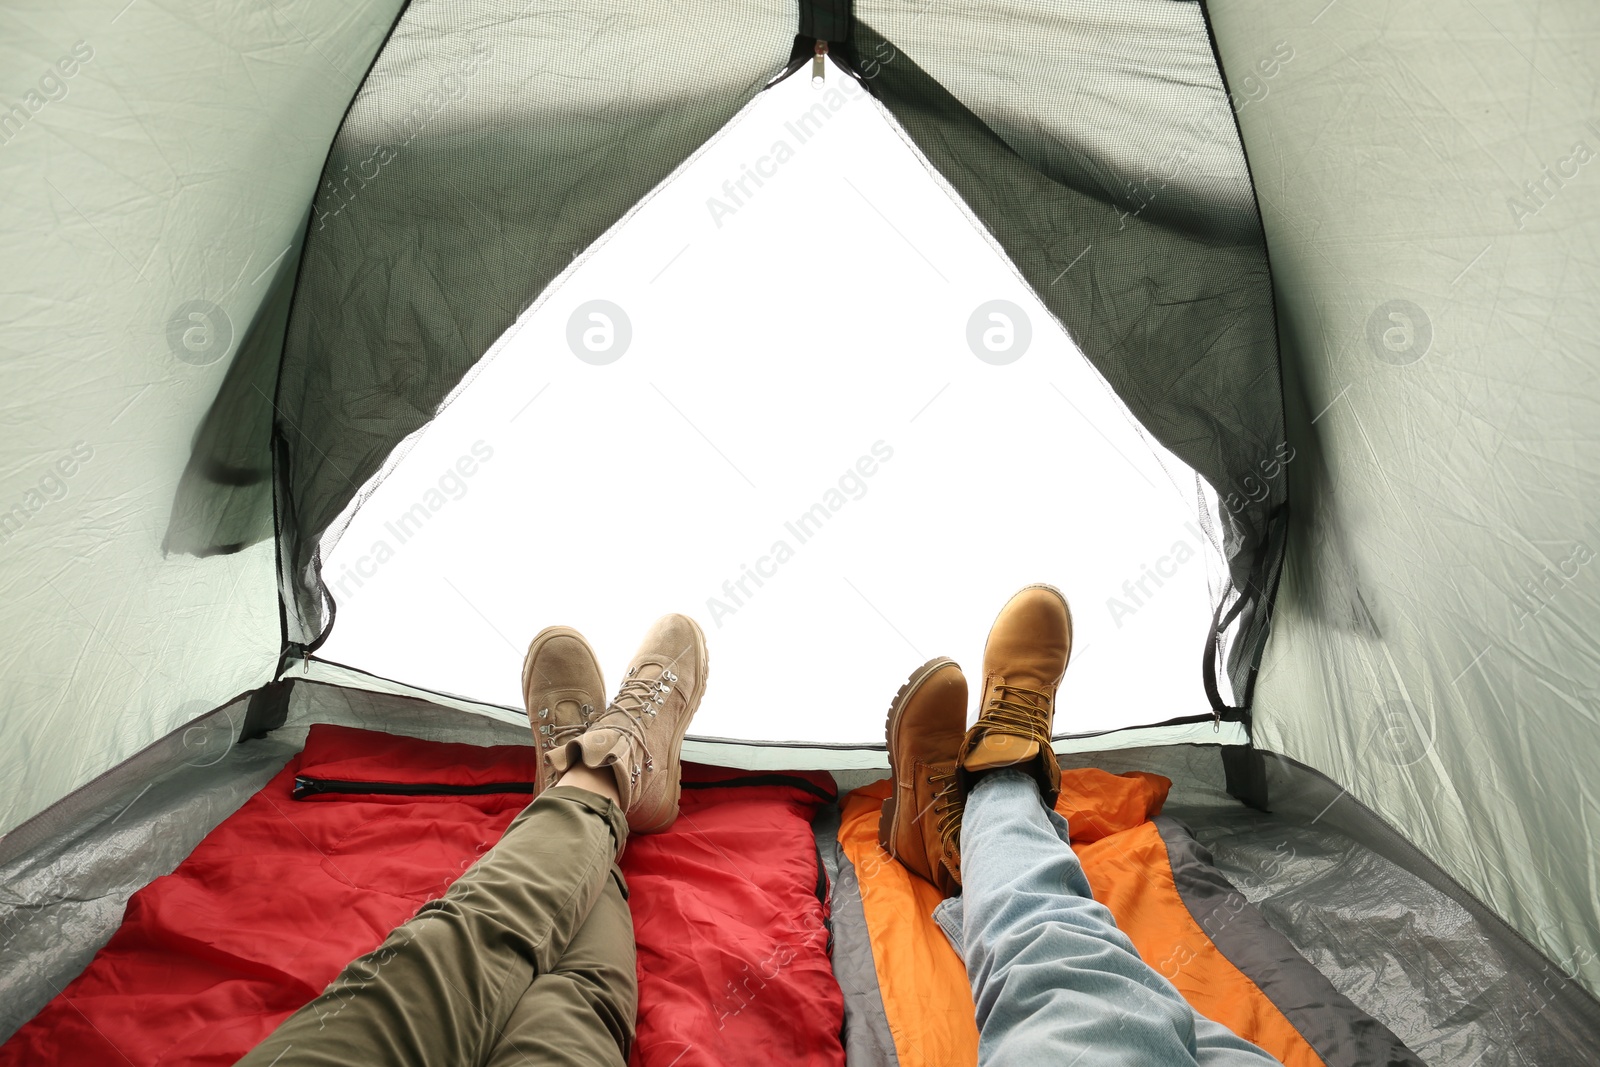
[931,770,1282,1066]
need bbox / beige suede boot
[551,614,708,833]
[958,584,1073,807]
[522,626,604,795]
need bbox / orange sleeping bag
[835,769,1330,1067]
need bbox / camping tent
[3,0,1598,1061]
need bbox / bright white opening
[317,64,1229,745]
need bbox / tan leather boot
[552,614,709,833]
[879,658,967,895]
[958,584,1072,807]
[522,626,604,795]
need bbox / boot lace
[588,664,679,785]
[927,768,963,872]
[534,703,595,761]
[974,684,1053,745]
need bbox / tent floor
[819,743,1600,1066]
[4,683,1597,1063]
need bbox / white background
[318,63,1226,744]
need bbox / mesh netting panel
[272,0,795,643]
[845,0,1287,706]
[260,0,1285,705]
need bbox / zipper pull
[812,39,828,89]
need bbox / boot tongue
[631,662,667,685]
[990,657,1058,694]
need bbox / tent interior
[3,0,1598,1064]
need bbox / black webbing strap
[798,0,852,43]
[1202,502,1288,723]
[772,0,860,88]
[1203,587,1253,720]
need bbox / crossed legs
[235,785,635,1067]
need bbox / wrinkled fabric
[833,766,1422,1066]
[945,770,1282,1067]
[0,725,844,1067]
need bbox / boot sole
[982,582,1074,677]
[981,581,1073,735]
[522,626,605,795]
[879,656,959,856]
[633,616,710,834]
[521,625,604,716]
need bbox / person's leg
[483,865,638,1067]
[236,615,707,1067]
[959,768,1280,1067]
[235,783,627,1067]
[475,613,706,1066]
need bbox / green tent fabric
[1,0,403,863]
[1212,0,1600,1006]
[3,0,1598,1057]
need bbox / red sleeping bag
[1,724,844,1067]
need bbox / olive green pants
[236,785,637,1067]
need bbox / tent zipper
[812,39,828,86]
[293,775,536,799]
